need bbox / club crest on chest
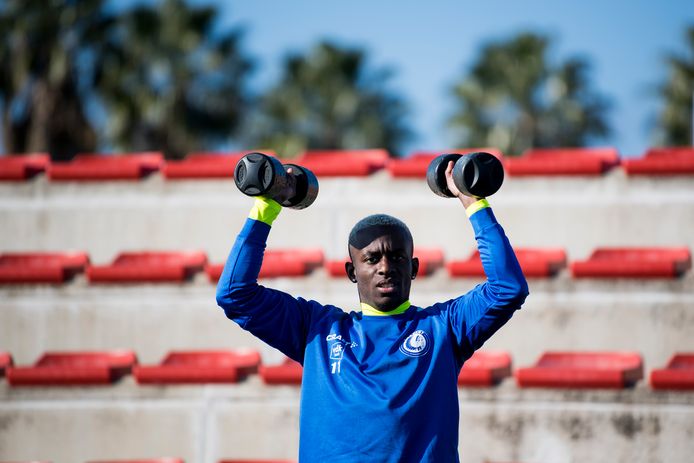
[399,329,431,357]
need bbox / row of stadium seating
[0,460,536,463]
[2,350,692,390]
[0,247,690,283]
[1,147,693,181]
[0,461,529,463]
[0,460,293,463]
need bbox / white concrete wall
[2,169,694,463]
[1,170,693,262]
[2,275,693,368]
[2,381,694,463]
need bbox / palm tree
[0,0,105,160]
[448,33,610,156]
[247,41,412,158]
[655,26,694,146]
[93,0,252,159]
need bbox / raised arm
[442,162,529,355]
[215,197,322,363]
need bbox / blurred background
[1,0,693,160]
[1,1,694,463]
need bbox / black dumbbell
[426,152,504,198]
[234,152,319,209]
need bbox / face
[346,229,419,312]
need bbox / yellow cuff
[465,198,490,218]
[249,197,282,225]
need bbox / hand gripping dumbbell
[234,152,319,209]
[426,152,504,198]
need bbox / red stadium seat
[412,248,445,275]
[87,251,207,283]
[515,352,643,389]
[570,247,691,278]
[292,149,389,177]
[162,151,276,179]
[88,459,184,463]
[206,249,324,281]
[48,152,162,181]
[133,350,261,385]
[505,147,619,176]
[324,260,347,278]
[458,351,512,387]
[6,350,137,386]
[326,248,444,278]
[387,149,504,178]
[650,353,694,391]
[259,358,303,385]
[0,153,50,181]
[447,248,567,278]
[623,147,694,175]
[0,351,13,376]
[0,252,89,284]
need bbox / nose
[377,256,393,275]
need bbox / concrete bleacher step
[2,273,693,369]
[1,152,693,463]
[1,377,693,463]
[1,168,693,263]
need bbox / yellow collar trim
[360,300,411,317]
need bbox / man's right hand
[274,166,297,205]
[445,161,478,208]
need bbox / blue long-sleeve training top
[216,205,528,463]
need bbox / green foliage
[656,26,694,146]
[0,0,104,160]
[247,41,412,158]
[0,0,252,160]
[94,0,252,159]
[448,33,610,156]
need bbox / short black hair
[348,214,413,252]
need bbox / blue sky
[210,0,693,157]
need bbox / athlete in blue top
[216,162,529,462]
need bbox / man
[216,162,529,462]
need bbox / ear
[411,257,420,280]
[345,261,357,283]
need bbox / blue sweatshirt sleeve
[446,207,529,358]
[215,217,325,364]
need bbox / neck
[360,300,411,316]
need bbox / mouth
[376,280,399,293]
